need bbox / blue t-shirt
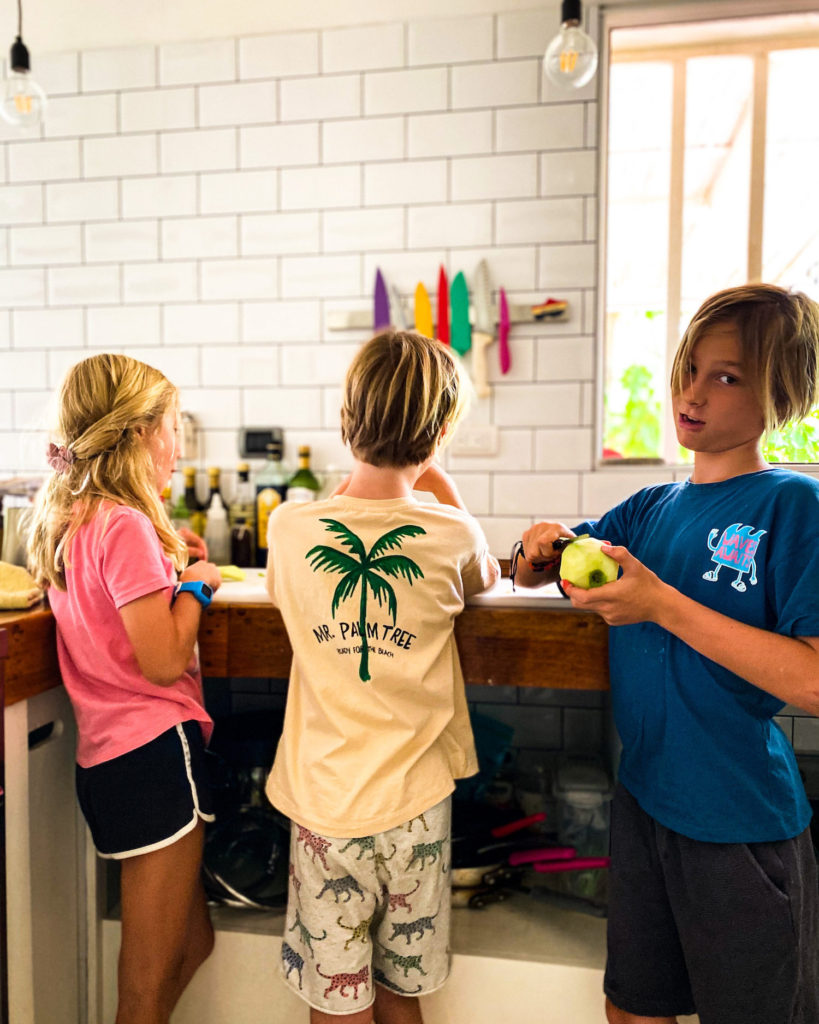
[575,468,819,843]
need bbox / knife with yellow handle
[414,282,433,338]
[471,259,494,398]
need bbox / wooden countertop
[0,604,60,707]
[1,595,610,707]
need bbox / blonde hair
[341,329,469,467]
[671,284,819,432]
[27,353,187,589]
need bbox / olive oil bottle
[182,466,206,536]
[254,442,287,567]
[286,446,320,502]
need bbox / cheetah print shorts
[280,796,452,1014]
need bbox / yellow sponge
[218,565,246,582]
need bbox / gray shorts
[604,782,819,1024]
[280,797,452,1014]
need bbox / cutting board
[213,569,270,603]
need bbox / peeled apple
[560,537,618,589]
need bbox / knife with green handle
[450,271,471,356]
[471,259,494,398]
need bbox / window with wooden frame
[600,3,819,464]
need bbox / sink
[211,569,568,608]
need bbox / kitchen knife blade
[450,271,471,356]
[437,265,450,346]
[414,282,433,338]
[471,259,494,398]
[373,268,390,329]
[498,287,510,374]
[387,280,408,329]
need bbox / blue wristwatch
[173,580,213,608]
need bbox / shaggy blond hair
[341,329,469,467]
[671,284,819,432]
[27,353,187,589]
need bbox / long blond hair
[27,354,187,589]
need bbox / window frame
[596,0,819,467]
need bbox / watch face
[201,582,213,598]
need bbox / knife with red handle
[437,265,450,345]
[498,287,510,374]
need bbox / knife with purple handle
[373,268,390,329]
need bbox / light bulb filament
[14,92,32,114]
[560,50,579,73]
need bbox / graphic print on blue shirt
[306,518,426,683]
[702,522,766,592]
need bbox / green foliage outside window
[604,363,662,458]
[763,407,819,464]
[605,363,819,464]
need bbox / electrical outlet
[450,424,499,456]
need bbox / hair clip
[46,442,75,475]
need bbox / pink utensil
[508,847,577,867]
[533,856,611,873]
[490,812,546,838]
[498,287,510,374]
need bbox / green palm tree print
[306,518,426,682]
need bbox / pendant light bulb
[1,35,47,130]
[543,0,598,91]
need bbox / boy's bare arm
[566,543,819,716]
[513,520,577,588]
[413,462,467,510]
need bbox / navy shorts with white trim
[76,719,215,859]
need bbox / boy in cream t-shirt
[265,329,499,1024]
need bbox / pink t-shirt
[48,502,212,768]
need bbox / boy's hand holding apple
[561,542,670,627]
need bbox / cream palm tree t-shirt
[264,494,500,837]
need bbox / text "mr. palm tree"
[306,519,426,682]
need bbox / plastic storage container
[552,758,613,902]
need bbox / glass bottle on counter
[204,492,230,565]
[286,446,320,502]
[206,467,225,513]
[254,442,287,567]
[230,463,256,567]
[182,466,206,537]
[170,490,191,534]
[230,463,255,529]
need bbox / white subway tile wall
[1,9,815,797]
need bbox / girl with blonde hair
[28,353,221,1024]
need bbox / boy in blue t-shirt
[516,284,819,1024]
